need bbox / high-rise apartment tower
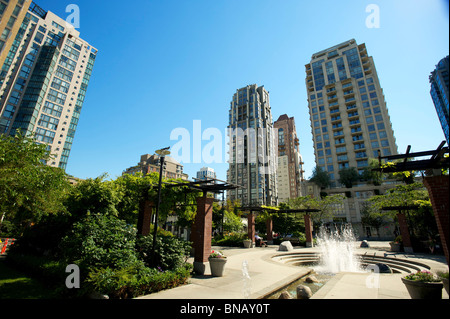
[429,55,449,144]
[273,114,305,202]
[0,1,97,170]
[227,84,278,206]
[305,39,397,188]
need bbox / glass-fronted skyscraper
[0,1,97,170]
[227,84,278,207]
[305,39,397,188]
[429,55,449,144]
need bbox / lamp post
[151,147,171,266]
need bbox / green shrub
[10,213,72,258]
[212,232,247,247]
[86,263,192,299]
[136,234,191,271]
[60,213,139,272]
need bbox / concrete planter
[442,278,449,295]
[401,278,443,299]
[209,258,227,277]
[243,239,253,248]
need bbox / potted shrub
[208,250,227,277]
[243,235,253,248]
[401,270,443,299]
[437,271,449,295]
[389,235,402,252]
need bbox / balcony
[348,111,359,118]
[352,134,363,142]
[329,101,339,107]
[355,152,368,159]
[328,94,338,102]
[326,87,336,94]
[343,90,354,96]
[350,126,362,135]
[337,155,348,162]
[344,97,356,104]
[330,107,340,115]
[331,115,341,122]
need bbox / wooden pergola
[138,177,240,274]
[237,206,320,247]
[373,141,449,264]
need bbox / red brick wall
[304,214,313,246]
[424,175,449,265]
[248,212,255,244]
[266,217,273,242]
[137,200,153,236]
[192,196,214,263]
[397,213,413,251]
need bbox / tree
[286,194,345,227]
[65,174,120,221]
[360,158,384,186]
[366,182,438,244]
[367,182,429,214]
[338,167,359,188]
[0,131,70,235]
[360,202,390,237]
[223,209,243,233]
[309,166,330,189]
[114,172,159,226]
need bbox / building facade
[227,84,278,207]
[123,153,189,180]
[273,114,305,202]
[305,39,399,238]
[196,166,216,181]
[306,39,397,187]
[429,55,449,144]
[0,0,32,71]
[0,2,97,170]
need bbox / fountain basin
[272,252,431,274]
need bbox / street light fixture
[151,147,171,266]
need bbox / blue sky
[37,0,449,181]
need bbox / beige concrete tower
[305,39,397,187]
[305,39,399,236]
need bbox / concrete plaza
[137,241,449,299]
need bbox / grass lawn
[0,257,58,299]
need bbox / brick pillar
[137,200,154,236]
[192,195,214,274]
[424,175,449,265]
[266,217,273,244]
[304,213,313,247]
[397,213,413,253]
[248,212,255,247]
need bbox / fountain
[315,224,362,274]
[242,260,251,299]
[267,223,434,298]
